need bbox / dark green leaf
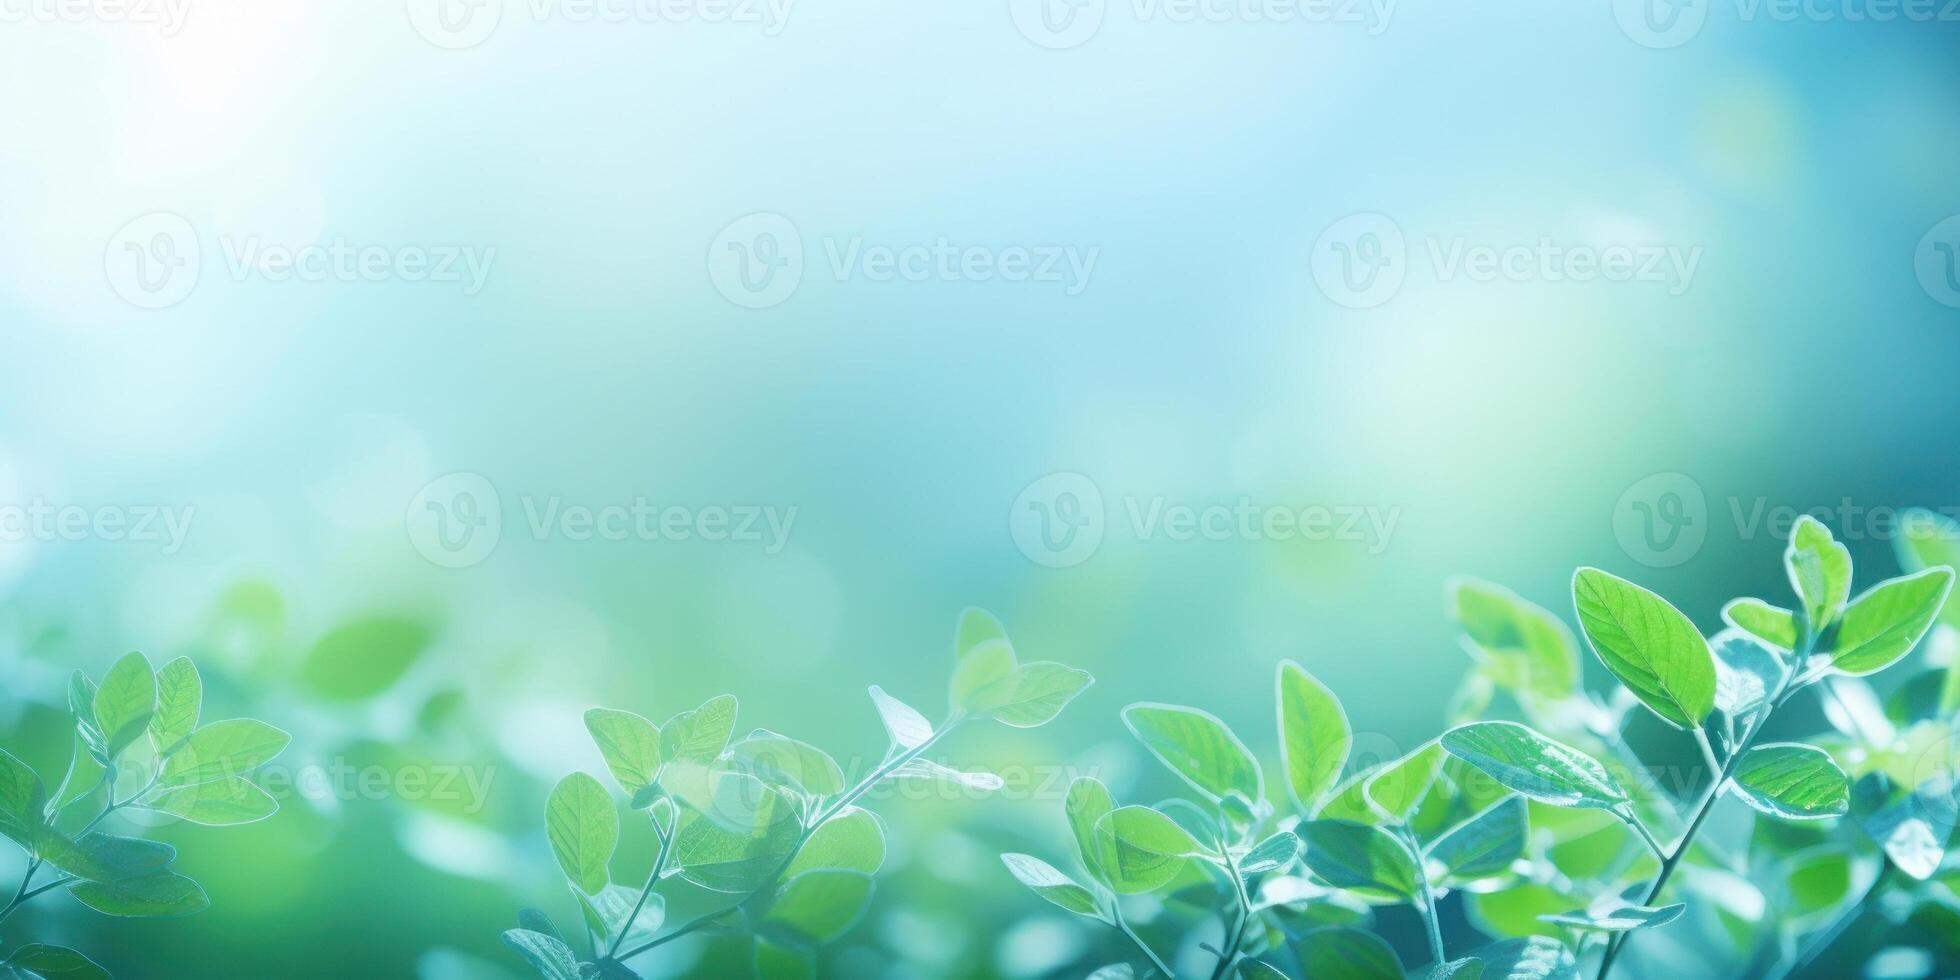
[1298,819,1419,900]
[1297,926,1402,980]
[3,945,109,980]
[753,936,814,980]
[1429,796,1527,883]
[500,928,581,980]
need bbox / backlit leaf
[1731,744,1849,821]
[546,773,617,895]
[1573,568,1716,729]
[1278,661,1352,814]
[1122,702,1262,803]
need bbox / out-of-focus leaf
[760,870,874,945]
[298,617,432,701]
[149,657,201,754]
[1449,577,1581,703]
[68,872,208,918]
[500,928,581,980]
[1472,936,1578,979]
[1000,852,1103,918]
[753,936,814,980]
[0,748,44,848]
[158,719,290,787]
[728,730,844,796]
[1539,899,1685,932]
[786,807,884,877]
[546,773,617,895]
[93,653,155,758]
[145,776,279,826]
[1297,926,1402,979]
[1851,772,1957,881]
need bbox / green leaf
[1540,899,1685,933]
[1851,772,1957,881]
[583,708,662,797]
[1429,795,1527,883]
[145,776,279,826]
[1441,722,1628,811]
[1066,776,1117,885]
[68,671,107,764]
[729,730,845,796]
[149,657,201,754]
[0,748,44,848]
[672,785,800,892]
[786,807,885,877]
[951,607,1019,714]
[1829,568,1956,676]
[3,945,109,980]
[1000,852,1104,918]
[1298,819,1419,901]
[298,617,431,701]
[158,719,290,787]
[93,652,156,758]
[1721,598,1800,651]
[1573,568,1717,729]
[965,662,1093,727]
[890,759,1005,792]
[1896,509,1960,628]
[500,928,581,980]
[546,773,618,895]
[1240,831,1301,874]
[1786,516,1854,633]
[1121,702,1262,803]
[1091,805,1204,895]
[36,833,175,882]
[867,686,933,749]
[1449,577,1581,703]
[1712,630,1785,717]
[517,907,563,941]
[577,883,663,948]
[753,936,815,980]
[1278,661,1351,813]
[660,695,738,764]
[1472,936,1579,979]
[1362,740,1443,822]
[1731,744,1849,821]
[761,870,874,945]
[68,872,209,917]
[1297,926,1403,980]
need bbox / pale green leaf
[786,807,885,877]
[1731,743,1849,821]
[1850,772,1956,881]
[729,730,845,796]
[145,776,279,826]
[660,695,738,764]
[1441,722,1628,811]
[1278,661,1351,814]
[1122,702,1262,803]
[158,719,290,787]
[673,785,800,893]
[1240,831,1301,875]
[867,686,933,749]
[965,662,1093,728]
[149,657,201,755]
[762,869,874,944]
[0,748,44,848]
[1066,776,1117,885]
[1896,509,1960,628]
[547,773,617,895]
[93,653,155,758]
[1362,740,1443,822]
[1000,852,1104,918]
[583,708,661,797]
[1830,568,1955,676]
[298,617,431,701]
[891,758,1004,792]
[1092,805,1204,895]
[1572,568,1716,729]
[500,928,581,980]
[1473,936,1579,978]
[1540,899,1685,933]
[1712,630,1784,717]
[1721,598,1800,651]
[1449,577,1581,702]
[1786,516,1853,633]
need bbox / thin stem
[612,721,960,963]
[1112,902,1175,979]
[1692,727,1723,782]
[0,859,43,927]
[1400,825,1446,967]
[1207,841,1254,980]
[606,807,675,959]
[1619,811,1667,867]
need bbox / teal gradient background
[2,1,1959,976]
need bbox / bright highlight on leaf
[1730,743,1850,821]
[1441,721,1629,811]
[1277,661,1351,814]
[1573,567,1717,729]
[1122,702,1262,803]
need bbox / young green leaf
[68,872,209,918]
[145,777,279,826]
[583,708,662,797]
[1720,598,1800,651]
[786,807,885,877]
[500,928,582,980]
[1278,661,1351,813]
[1091,805,1205,895]
[298,617,431,702]
[950,607,1019,715]
[0,748,45,848]
[1239,831,1302,874]
[729,730,845,796]
[1297,819,1419,901]
[964,662,1093,728]
[1121,702,1262,803]
[1449,577,1582,703]
[761,870,875,944]
[1066,776,1117,885]
[93,652,156,758]
[35,832,175,883]
[1000,852,1105,919]
[1850,772,1957,881]
[1297,926,1404,980]
[1573,568,1717,729]
[158,719,291,787]
[660,695,738,764]
[1428,795,1527,883]
[1829,568,1956,676]
[2,944,110,980]
[68,671,108,764]
[1441,721,1629,811]
[1362,740,1443,822]
[1712,630,1785,717]
[1897,509,1960,627]
[1730,743,1850,820]
[546,773,618,895]
[867,686,934,749]
[672,787,800,892]
[149,657,201,754]
[1786,515,1854,633]
[1540,899,1685,933]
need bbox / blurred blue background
[1,0,1958,975]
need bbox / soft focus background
[2,1,1958,976]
